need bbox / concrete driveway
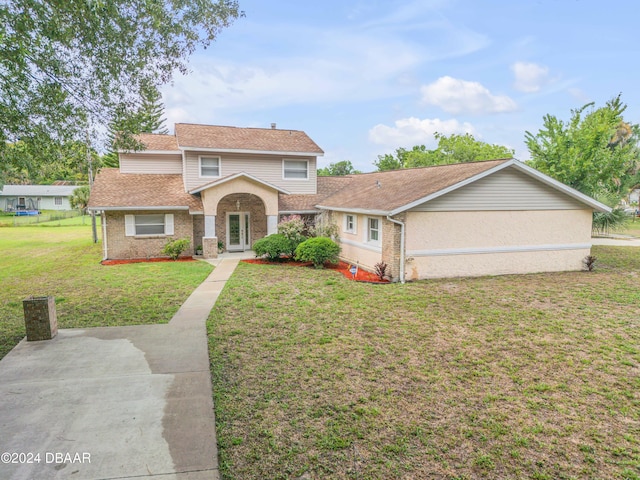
[0,257,242,480]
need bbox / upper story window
[344,214,357,234]
[200,156,221,177]
[283,159,308,180]
[367,217,380,245]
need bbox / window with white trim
[125,214,174,236]
[54,197,63,206]
[344,214,357,234]
[200,156,220,177]
[283,159,308,179]
[367,217,380,245]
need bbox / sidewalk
[0,256,245,480]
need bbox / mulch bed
[242,258,390,283]
[101,257,197,265]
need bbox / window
[200,156,220,177]
[344,214,356,234]
[125,214,174,236]
[283,159,308,179]
[54,197,63,206]
[367,217,380,244]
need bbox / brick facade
[215,193,266,249]
[192,214,205,253]
[381,214,405,282]
[104,210,194,260]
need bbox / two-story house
[88,123,610,281]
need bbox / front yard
[208,247,640,479]
[0,225,212,359]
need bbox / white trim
[199,155,221,178]
[340,237,382,253]
[282,158,309,180]
[180,146,323,156]
[344,213,357,234]
[117,149,180,154]
[279,210,319,215]
[316,205,389,216]
[189,171,290,195]
[226,211,251,251]
[407,243,592,257]
[164,213,174,236]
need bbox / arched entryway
[216,193,266,252]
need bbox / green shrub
[162,238,190,260]
[253,234,295,261]
[295,237,340,268]
[278,215,307,250]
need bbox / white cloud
[511,62,550,93]
[420,76,517,114]
[368,116,476,147]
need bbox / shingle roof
[175,123,324,154]
[88,169,203,211]
[279,176,351,212]
[136,133,180,151]
[316,159,511,213]
[0,185,78,196]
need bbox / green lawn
[0,225,212,359]
[208,247,640,480]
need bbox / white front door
[227,212,251,251]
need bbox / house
[88,123,610,281]
[0,185,77,212]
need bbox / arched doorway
[216,193,266,251]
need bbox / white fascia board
[189,172,291,195]
[389,160,515,216]
[279,210,320,214]
[179,146,323,157]
[88,206,189,211]
[509,160,612,213]
[117,150,180,155]
[315,205,390,216]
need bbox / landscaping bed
[242,258,390,283]
[101,257,196,265]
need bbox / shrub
[309,221,340,241]
[162,238,190,260]
[583,255,597,272]
[253,234,295,261]
[374,261,390,281]
[278,215,307,249]
[295,237,340,268]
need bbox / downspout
[101,211,108,261]
[386,215,405,284]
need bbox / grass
[208,247,640,479]
[0,225,212,359]
[0,210,99,227]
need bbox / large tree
[374,133,514,171]
[525,95,639,198]
[0,0,241,181]
[318,160,361,176]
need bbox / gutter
[386,215,405,284]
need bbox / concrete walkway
[592,236,640,246]
[0,255,247,480]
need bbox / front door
[227,212,251,251]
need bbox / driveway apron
[0,258,241,480]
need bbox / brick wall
[215,193,266,248]
[192,214,205,253]
[381,213,405,282]
[105,210,194,259]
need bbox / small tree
[295,237,340,268]
[70,185,91,214]
[277,215,307,252]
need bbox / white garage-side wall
[404,209,593,279]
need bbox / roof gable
[189,172,290,195]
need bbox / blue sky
[160,0,639,173]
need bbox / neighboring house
[0,185,77,212]
[88,123,610,281]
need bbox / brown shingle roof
[279,176,351,212]
[136,133,179,151]
[175,123,324,154]
[317,159,511,213]
[88,168,202,212]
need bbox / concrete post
[267,215,278,235]
[23,296,58,341]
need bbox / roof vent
[270,123,276,129]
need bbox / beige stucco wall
[104,210,193,260]
[337,213,383,274]
[404,209,593,279]
[201,177,279,216]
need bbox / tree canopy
[525,95,640,198]
[318,160,361,176]
[0,0,242,182]
[374,133,514,171]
